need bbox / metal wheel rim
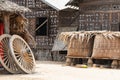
[0,34,20,73]
[9,35,36,74]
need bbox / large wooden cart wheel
[9,35,36,74]
[0,34,20,74]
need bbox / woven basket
[67,34,94,57]
[92,34,120,59]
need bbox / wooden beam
[79,10,120,14]
[80,0,120,6]
[3,13,10,34]
[35,19,48,31]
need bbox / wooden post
[87,58,93,67]
[71,58,75,66]
[109,12,112,31]
[111,60,118,69]
[66,57,72,66]
[3,13,10,34]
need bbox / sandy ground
[0,61,120,80]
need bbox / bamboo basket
[59,32,94,57]
[67,34,94,57]
[92,32,120,59]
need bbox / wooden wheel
[9,35,36,74]
[0,34,20,74]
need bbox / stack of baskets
[0,34,36,74]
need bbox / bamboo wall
[9,0,58,49]
[79,12,120,31]
[59,10,79,28]
[25,10,58,50]
[78,1,120,31]
[9,0,26,6]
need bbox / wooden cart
[0,0,35,74]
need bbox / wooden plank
[79,0,120,6]
[92,57,120,60]
[66,56,90,59]
[35,19,48,31]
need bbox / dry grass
[0,0,30,12]
[10,14,36,47]
[59,31,120,44]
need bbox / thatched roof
[0,0,30,13]
[59,31,120,44]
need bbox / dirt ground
[0,61,120,80]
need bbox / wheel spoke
[0,34,20,74]
[9,35,36,73]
